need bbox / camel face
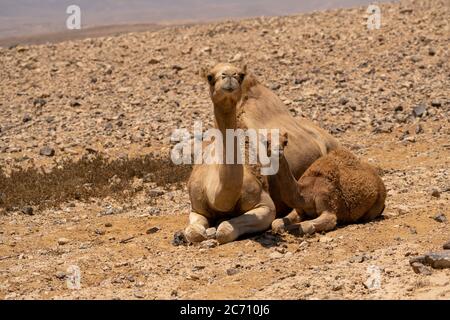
[202,63,246,110]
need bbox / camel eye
[238,73,245,82]
[207,74,214,84]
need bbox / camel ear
[240,63,248,74]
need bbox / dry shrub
[0,154,191,211]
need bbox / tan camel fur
[185,63,339,244]
[269,133,386,235]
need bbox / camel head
[266,131,289,157]
[201,63,247,110]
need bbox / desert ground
[0,0,449,299]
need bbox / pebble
[443,241,450,250]
[226,268,240,276]
[172,230,188,246]
[22,114,32,123]
[433,213,446,223]
[39,146,55,157]
[146,226,160,234]
[55,271,66,279]
[200,239,219,249]
[350,253,368,263]
[57,238,70,245]
[269,251,284,259]
[412,104,426,117]
[21,206,34,215]
[431,189,441,198]
[410,262,432,275]
[423,251,450,269]
[205,227,217,239]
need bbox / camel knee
[185,224,207,243]
[272,218,287,234]
[216,221,239,244]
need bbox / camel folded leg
[288,211,337,235]
[271,209,303,234]
[185,211,210,243]
[216,192,276,244]
[287,194,337,235]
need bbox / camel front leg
[185,211,210,243]
[271,209,303,234]
[216,193,276,244]
[288,211,337,235]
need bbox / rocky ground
[0,0,449,299]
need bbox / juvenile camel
[269,133,386,235]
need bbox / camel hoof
[216,221,238,244]
[299,222,315,235]
[271,219,286,234]
[185,224,207,243]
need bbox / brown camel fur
[269,133,386,235]
[185,63,339,244]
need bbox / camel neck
[210,102,244,212]
[275,154,305,209]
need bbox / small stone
[269,251,284,259]
[443,241,450,250]
[39,146,55,157]
[22,114,32,123]
[230,53,243,62]
[200,239,219,249]
[70,100,81,107]
[270,83,281,90]
[205,227,217,239]
[95,229,106,235]
[148,58,160,64]
[338,97,349,105]
[33,98,47,107]
[350,254,368,263]
[172,230,188,246]
[433,213,446,223]
[332,284,343,291]
[410,262,432,275]
[57,238,70,245]
[226,268,239,276]
[21,206,34,215]
[186,274,200,280]
[148,189,165,197]
[431,100,442,107]
[431,189,440,198]
[146,226,160,234]
[428,47,436,56]
[423,251,450,269]
[319,236,333,243]
[412,105,426,117]
[105,223,113,228]
[134,291,145,298]
[55,271,66,279]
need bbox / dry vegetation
[0,154,190,211]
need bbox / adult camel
[185,63,339,244]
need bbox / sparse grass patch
[0,154,191,211]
